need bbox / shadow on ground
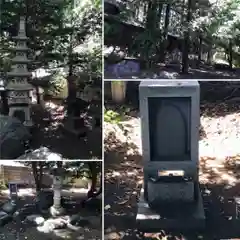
[31,100,102,159]
[0,188,102,240]
[104,120,240,239]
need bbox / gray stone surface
[0,114,31,159]
[139,80,200,168]
[26,214,45,226]
[147,181,195,203]
[136,187,205,232]
[50,205,65,217]
[17,146,63,160]
[0,211,12,226]
[2,201,17,214]
[37,217,67,233]
[69,214,90,227]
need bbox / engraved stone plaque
[147,181,194,203]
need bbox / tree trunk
[207,44,213,64]
[145,1,156,29]
[181,0,193,73]
[197,34,202,65]
[228,40,233,69]
[156,3,163,29]
[67,0,75,114]
[88,162,98,197]
[0,91,9,115]
[31,162,43,193]
[160,4,171,62]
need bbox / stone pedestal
[61,115,87,137]
[136,186,205,232]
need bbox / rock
[46,218,67,229]
[2,201,17,214]
[69,214,90,226]
[37,218,67,234]
[26,214,45,226]
[105,232,121,240]
[18,147,63,160]
[0,211,12,226]
[13,204,39,220]
[0,115,31,159]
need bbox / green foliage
[46,72,68,99]
[0,181,7,190]
[0,0,102,80]
[104,106,130,124]
[105,0,240,66]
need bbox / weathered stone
[137,81,205,231]
[18,147,63,160]
[69,214,90,227]
[136,187,205,231]
[26,214,45,226]
[0,115,31,159]
[38,218,67,233]
[2,201,17,214]
[0,211,12,226]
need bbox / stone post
[50,168,65,217]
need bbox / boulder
[69,214,90,226]
[26,214,45,226]
[2,201,17,214]
[18,147,63,160]
[0,115,31,159]
[0,211,12,226]
[37,218,67,233]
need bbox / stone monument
[50,167,65,217]
[136,80,205,231]
[6,16,33,127]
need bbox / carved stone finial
[19,16,26,36]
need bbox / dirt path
[104,101,240,239]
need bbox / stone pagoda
[6,16,33,127]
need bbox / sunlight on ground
[104,108,240,189]
[0,188,89,199]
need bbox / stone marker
[136,80,205,231]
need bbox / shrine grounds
[0,162,102,240]
[104,81,240,240]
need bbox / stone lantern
[6,16,33,127]
[50,167,65,217]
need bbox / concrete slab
[136,186,205,232]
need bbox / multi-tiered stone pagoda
[6,16,33,127]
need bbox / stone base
[24,119,33,128]
[136,186,205,232]
[50,206,65,217]
[61,117,87,137]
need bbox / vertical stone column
[50,169,65,217]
